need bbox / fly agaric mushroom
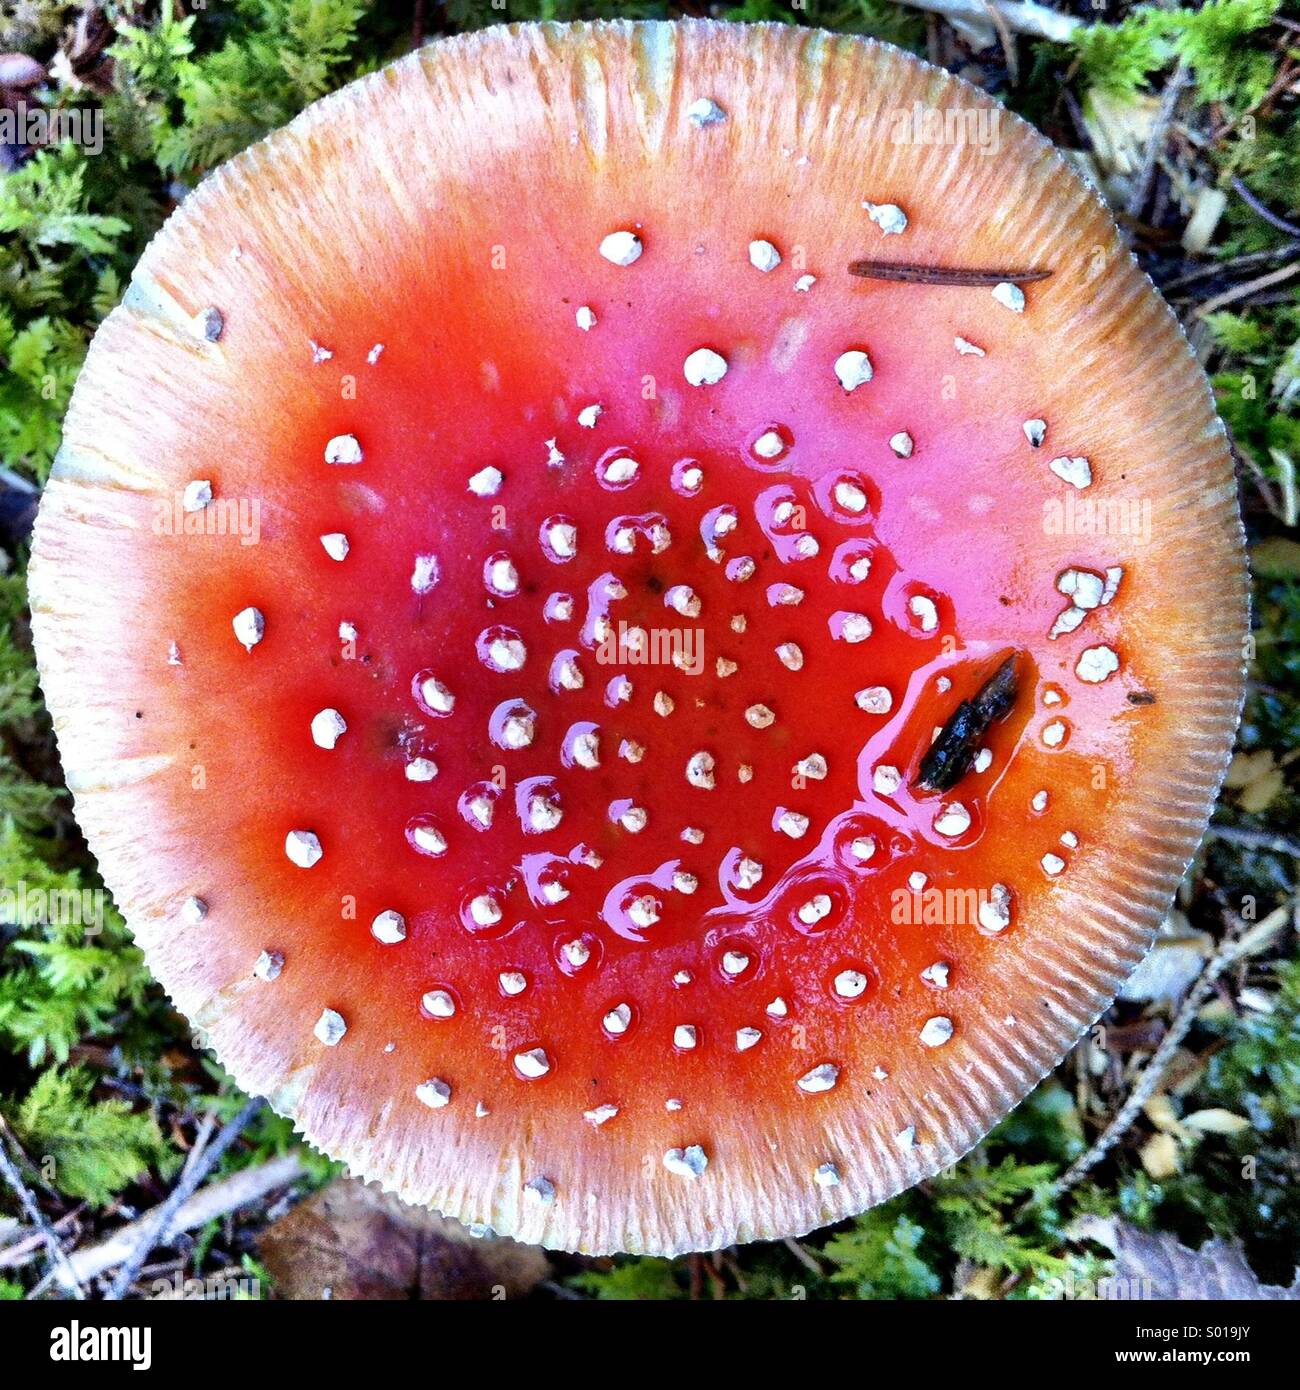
[30,20,1247,1255]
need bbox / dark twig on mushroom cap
[915,654,1021,793]
[848,261,1053,286]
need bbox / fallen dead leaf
[1142,1093,1186,1138]
[1138,1130,1181,1179]
[258,1179,550,1301]
[1119,911,1210,1005]
[1082,88,1160,179]
[1071,1217,1300,1300]
[1182,1108,1252,1135]
[1224,750,1276,790]
[1251,536,1300,580]
[1238,768,1285,816]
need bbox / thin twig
[1161,244,1300,293]
[1230,175,1300,240]
[51,1152,304,1289]
[886,0,1082,42]
[1206,824,1300,858]
[179,1109,218,1185]
[1061,85,1092,151]
[1208,54,1299,143]
[0,1205,83,1268]
[1228,429,1287,523]
[1126,63,1190,224]
[0,1120,86,1299]
[979,0,1018,84]
[1195,261,1300,318]
[782,1236,825,1276]
[104,1096,262,1300]
[1052,909,1286,1197]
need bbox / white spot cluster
[260,214,1089,1147]
[1049,565,1123,640]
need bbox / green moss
[1210,955,1300,1124]
[112,0,373,178]
[1074,0,1282,108]
[0,146,127,480]
[824,1208,942,1299]
[5,1065,177,1206]
[570,1257,687,1300]
[0,818,157,1066]
[1073,9,1175,97]
[1166,0,1283,108]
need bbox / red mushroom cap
[30,20,1247,1253]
